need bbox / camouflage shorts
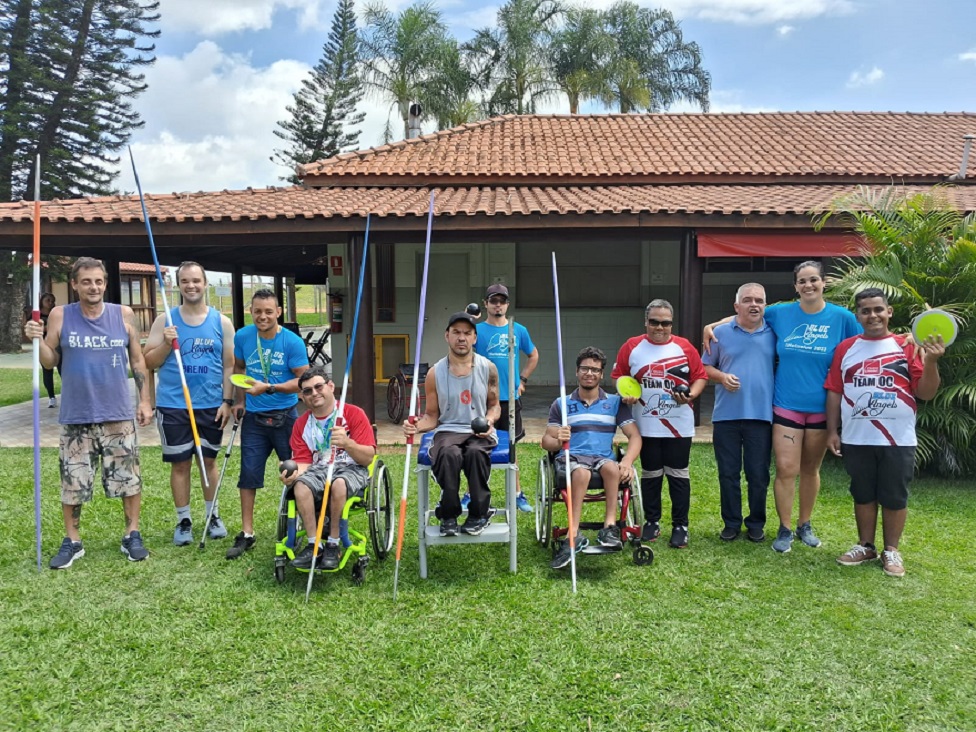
[59,421,142,504]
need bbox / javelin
[552,252,577,593]
[305,213,371,602]
[128,147,210,496]
[31,155,42,572]
[393,191,435,600]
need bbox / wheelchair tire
[633,545,654,566]
[369,460,395,559]
[535,457,551,547]
[274,558,286,584]
[387,373,406,423]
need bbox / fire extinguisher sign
[330,256,343,276]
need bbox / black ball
[471,417,490,434]
[279,459,298,477]
[672,384,690,397]
[465,302,481,317]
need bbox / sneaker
[173,517,193,546]
[49,537,84,570]
[320,543,341,571]
[290,543,319,569]
[460,493,470,511]
[460,515,491,536]
[49,397,57,408]
[772,526,794,553]
[641,521,661,542]
[719,526,740,542]
[881,548,906,577]
[837,543,879,566]
[746,527,766,543]
[550,534,589,569]
[121,531,149,562]
[597,525,622,549]
[669,525,689,549]
[796,521,822,548]
[207,514,228,540]
[515,492,533,513]
[225,532,256,559]
[439,518,459,537]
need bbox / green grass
[2,445,975,730]
[0,367,60,407]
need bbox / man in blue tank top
[144,262,236,546]
[24,257,154,569]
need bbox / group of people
[25,258,946,580]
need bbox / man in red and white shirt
[283,366,376,571]
[825,288,944,577]
[612,299,708,549]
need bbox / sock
[326,537,340,547]
[204,500,215,519]
[176,505,191,522]
[244,532,254,538]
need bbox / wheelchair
[273,455,394,585]
[535,450,653,566]
[387,362,428,424]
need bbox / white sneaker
[49,397,57,408]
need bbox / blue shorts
[238,408,297,489]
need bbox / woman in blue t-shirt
[705,261,861,554]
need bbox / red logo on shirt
[650,363,666,379]
[460,390,471,405]
[863,358,882,376]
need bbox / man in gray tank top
[403,312,501,536]
[24,257,154,569]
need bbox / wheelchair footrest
[580,544,623,555]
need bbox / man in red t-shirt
[825,288,944,577]
[282,366,377,570]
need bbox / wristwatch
[267,384,277,395]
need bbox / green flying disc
[912,309,958,347]
[231,373,256,389]
[616,376,642,399]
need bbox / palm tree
[429,40,482,129]
[817,186,976,476]
[548,6,613,114]
[359,1,452,139]
[603,2,710,112]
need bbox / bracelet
[520,375,528,384]
[222,398,235,406]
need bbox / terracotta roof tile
[299,112,976,182]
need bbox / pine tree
[272,0,365,184]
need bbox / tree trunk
[0,250,29,353]
[0,0,36,201]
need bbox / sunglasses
[487,296,508,305]
[301,382,329,396]
[647,319,673,327]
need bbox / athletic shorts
[296,461,370,503]
[59,421,142,505]
[156,406,222,463]
[773,406,827,430]
[495,400,525,442]
[555,455,627,487]
[842,443,914,510]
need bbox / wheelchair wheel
[387,373,406,423]
[369,459,395,559]
[274,558,286,584]
[276,488,291,544]
[535,456,551,547]
[624,467,644,530]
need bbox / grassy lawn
[2,444,974,730]
[0,367,60,407]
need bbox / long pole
[305,214,371,602]
[198,419,240,550]
[552,253,577,593]
[31,155,42,572]
[128,148,210,498]
[393,191,435,600]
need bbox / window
[376,242,395,322]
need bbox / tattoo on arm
[132,368,146,394]
[487,367,499,402]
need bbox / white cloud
[161,0,325,35]
[777,24,794,36]
[959,49,976,63]
[669,90,777,114]
[846,65,884,89]
[658,0,854,24]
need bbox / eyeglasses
[487,297,508,305]
[301,382,329,396]
[578,366,603,374]
[647,319,673,328]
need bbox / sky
[117,0,976,195]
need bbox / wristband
[519,376,528,384]
[222,398,235,406]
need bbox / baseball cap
[447,311,478,329]
[485,283,509,300]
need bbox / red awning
[697,230,866,258]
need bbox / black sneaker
[121,531,149,561]
[320,543,341,570]
[550,534,589,569]
[641,521,661,542]
[49,537,84,570]
[460,515,490,536]
[291,543,320,569]
[439,518,459,537]
[719,526,740,542]
[746,527,766,542]
[597,525,622,549]
[669,525,689,549]
[225,532,256,560]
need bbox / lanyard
[255,327,279,381]
[313,411,338,460]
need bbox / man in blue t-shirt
[702,283,775,543]
[143,262,236,547]
[474,283,539,512]
[227,289,309,559]
[542,347,641,569]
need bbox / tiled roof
[120,262,166,274]
[300,113,976,183]
[2,183,974,225]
